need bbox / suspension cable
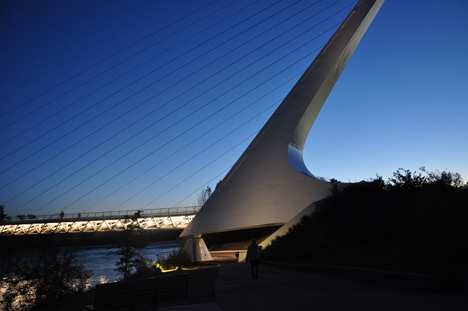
[0,0,219,121]
[4,1,356,215]
[1,0,321,190]
[0,0,272,165]
[0,1,245,143]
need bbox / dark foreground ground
[214,262,468,311]
[51,256,468,311]
[157,251,468,311]
[31,265,218,311]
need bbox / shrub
[261,168,468,290]
[156,248,192,270]
[107,241,143,280]
[133,256,158,278]
[0,249,91,310]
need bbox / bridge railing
[3,206,201,224]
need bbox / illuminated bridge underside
[0,216,195,235]
[1,207,198,235]
[181,0,384,238]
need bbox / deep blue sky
[1,0,467,217]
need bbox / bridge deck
[1,207,199,236]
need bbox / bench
[86,273,189,311]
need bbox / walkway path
[161,259,468,311]
[215,262,468,310]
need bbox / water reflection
[67,241,179,286]
[2,240,179,310]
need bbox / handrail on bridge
[2,206,200,224]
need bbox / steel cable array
[0,0,356,217]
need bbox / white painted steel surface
[1,207,199,235]
[183,238,213,261]
[181,0,384,237]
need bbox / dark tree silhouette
[196,186,212,207]
[0,205,6,223]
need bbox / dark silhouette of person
[246,238,262,278]
[60,211,64,219]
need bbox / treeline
[261,168,468,289]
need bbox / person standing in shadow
[246,238,262,278]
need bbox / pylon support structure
[181,0,384,251]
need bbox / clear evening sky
[1,0,467,217]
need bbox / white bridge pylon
[181,0,385,239]
[0,207,198,236]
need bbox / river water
[66,240,179,286]
[1,241,179,310]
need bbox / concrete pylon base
[236,201,319,263]
[183,237,213,262]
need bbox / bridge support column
[183,234,213,262]
[181,0,385,238]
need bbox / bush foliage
[261,168,468,289]
[107,231,155,280]
[0,249,90,310]
[156,248,192,270]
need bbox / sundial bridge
[0,206,198,236]
[0,0,385,251]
